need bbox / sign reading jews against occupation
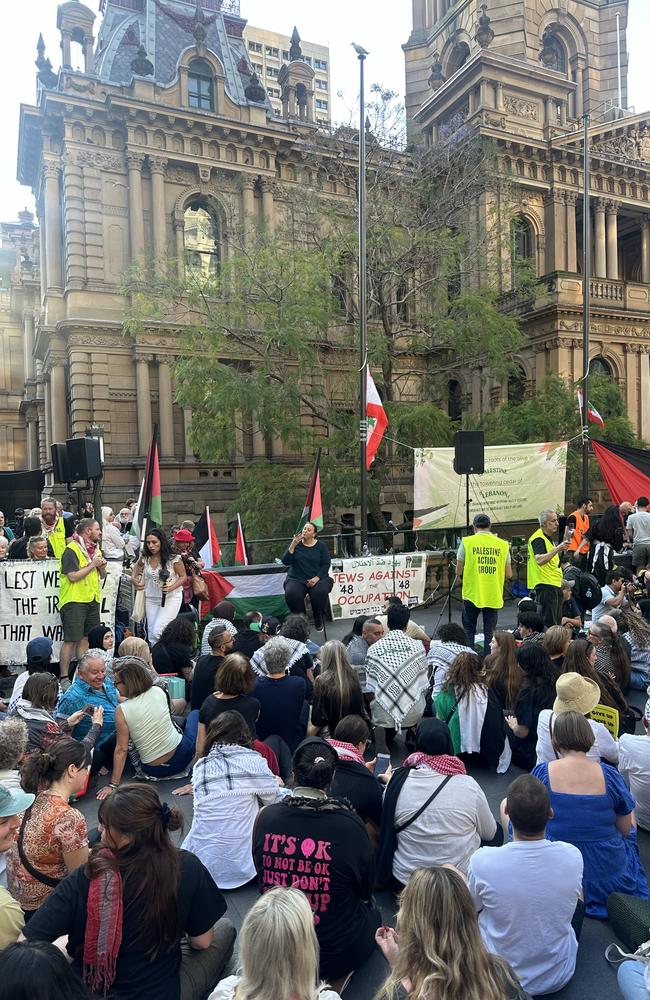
[329,553,428,619]
[413,442,568,531]
[0,560,119,666]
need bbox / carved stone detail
[504,96,539,121]
[591,128,650,166]
[74,151,124,171]
[149,156,168,174]
[125,152,146,171]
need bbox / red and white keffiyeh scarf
[84,851,123,995]
[74,531,100,561]
[403,751,466,776]
[327,738,367,767]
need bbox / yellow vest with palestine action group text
[527,528,563,589]
[461,532,510,610]
[59,539,102,608]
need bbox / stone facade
[405,0,650,440]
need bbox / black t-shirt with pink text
[253,799,380,980]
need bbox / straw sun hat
[553,672,601,716]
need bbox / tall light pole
[581,108,591,495]
[353,42,369,552]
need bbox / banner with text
[0,560,119,666]
[413,441,568,530]
[329,553,428,619]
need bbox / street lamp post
[581,110,591,495]
[353,42,369,553]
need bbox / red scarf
[327,738,367,767]
[403,751,466,776]
[84,852,123,996]
[74,531,99,561]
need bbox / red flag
[194,506,222,568]
[577,390,605,428]
[235,513,248,565]
[366,370,388,469]
[199,569,234,618]
[297,450,324,531]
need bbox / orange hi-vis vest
[568,510,590,552]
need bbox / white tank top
[142,557,181,602]
[119,687,182,764]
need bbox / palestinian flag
[297,450,324,531]
[200,566,288,619]
[194,506,222,568]
[366,370,388,469]
[593,440,650,507]
[130,425,162,544]
[234,514,248,565]
[577,390,605,428]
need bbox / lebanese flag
[234,513,248,565]
[592,440,650,507]
[194,506,222,568]
[366,370,388,469]
[577,390,605,428]
[297,450,324,531]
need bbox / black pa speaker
[453,430,485,475]
[50,443,71,484]
[65,437,102,482]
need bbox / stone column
[135,357,152,454]
[43,162,63,290]
[83,35,94,74]
[260,179,275,231]
[559,100,567,126]
[157,359,174,459]
[182,406,194,461]
[641,347,650,443]
[23,313,34,381]
[479,79,491,109]
[641,215,650,284]
[626,344,640,434]
[606,200,619,280]
[63,160,86,288]
[495,82,504,112]
[149,156,168,263]
[174,220,185,281]
[241,179,256,245]
[544,97,554,130]
[412,0,426,30]
[566,191,578,272]
[544,191,566,272]
[126,152,145,262]
[26,416,39,471]
[50,361,67,444]
[594,199,607,278]
[60,29,72,69]
[574,60,585,120]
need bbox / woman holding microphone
[281,522,332,632]
[131,528,186,644]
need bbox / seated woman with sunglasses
[6,738,89,918]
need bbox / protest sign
[329,553,428,619]
[413,441,568,530]
[0,559,119,665]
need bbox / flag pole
[356,44,369,554]
[581,107,591,495]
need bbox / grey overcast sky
[1,1,649,221]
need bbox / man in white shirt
[627,497,650,571]
[619,696,650,831]
[469,774,583,996]
[591,569,630,622]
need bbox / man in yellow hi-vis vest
[456,513,512,653]
[59,518,107,683]
[527,509,571,628]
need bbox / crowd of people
[0,500,650,999]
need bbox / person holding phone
[527,510,570,628]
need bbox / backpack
[564,566,602,611]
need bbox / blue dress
[531,761,650,918]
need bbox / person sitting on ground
[328,715,383,837]
[531,711,649,918]
[232,610,263,658]
[254,738,381,986]
[592,568,634,623]
[484,631,524,715]
[0,786,36,950]
[377,718,498,889]
[563,637,635,733]
[151,616,196,691]
[55,650,118,773]
[589,618,632,693]
[505,644,558,771]
[10,672,103,755]
[208,887,343,1000]
[118,636,187,714]
[310,640,365,736]
[376,595,429,646]
[511,599,536,640]
[0,940,90,1000]
[252,617,315,698]
[469,774,583,997]
[196,653,260,745]
[191,626,234,711]
[560,579,583,632]
[365,603,429,759]
[200,601,238,656]
[23,784,235,1000]
[517,611,546,645]
[86,624,114,674]
[536,672,618,765]
[541,624,571,672]
[427,622,472,697]
[281,522,332,632]
[435,652,509,771]
[0,719,28,790]
[181,711,285,890]
[7,738,89,918]
[618,608,650,689]
[98,657,199,797]
[375,866,531,1000]
[618,693,650,832]
[8,517,54,561]
[253,637,307,752]
[8,637,54,713]
[345,616,383,694]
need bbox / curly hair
[444,651,486,703]
[158,616,196,649]
[0,718,28,770]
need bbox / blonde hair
[118,636,153,666]
[236,888,326,1000]
[318,639,362,719]
[376,868,515,1000]
[542,625,571,658]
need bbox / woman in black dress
[281,523,332,631]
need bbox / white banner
[0,559,119,666]
[413,442,568,530]
[329,553,428,620]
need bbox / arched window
[508,366,527,404]
[589,356,613,379]
[184,200,220,276]
[511,216,535,287]
[447,42,470,76]
[448,379,462,421]
[188,58,214,111]
[540,32,568,75]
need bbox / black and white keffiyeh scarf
[250,637,310,677]
[366,631,429,728]
[192,743,279,801]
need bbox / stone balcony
[499,272,650,317]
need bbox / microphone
[388,520,398,531]
[159,567,170,607]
